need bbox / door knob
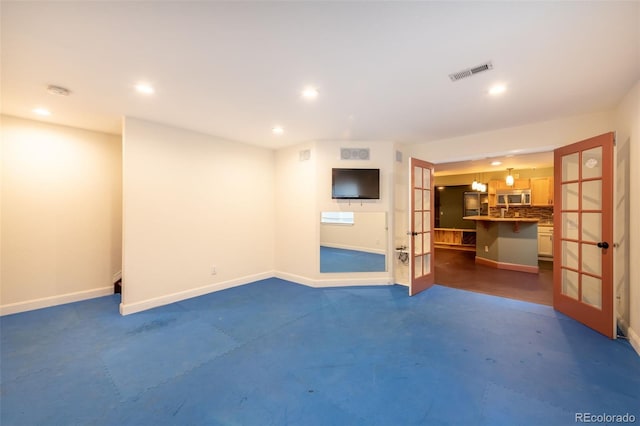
[597,241,609,249]
[406,231,419,236]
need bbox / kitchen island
[463,216,540,273]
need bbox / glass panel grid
[582,147,603,179]
[582,180,602,210]
[562,182,579,210]
[414,189,423,211]
[414,212,423,233]
[581,274,602,309]
[581,243,602,276]
[581,213,601,242]
[414,234,423,255]
[562,212,579,240]
[561,240,579,270]
[422,253,431,276]
[562,153,579,181]
[423,189,430,210]
[561,268,579,300]
[414,166,422,189]
[414,254,423,278]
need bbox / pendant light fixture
[471,174,486,192]
[506,168,515,187]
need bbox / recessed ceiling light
[33,108,51,116]
[491,161,502,166]
[301,86,319,100]
[272,126,284,135]
[489,84,506,96]
[135,83,154,94]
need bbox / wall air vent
[340,148,370,161]
[449,61,494,82]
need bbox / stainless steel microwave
[496,189,531,206]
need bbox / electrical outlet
[484,245,489,253]
[211,266,217,275]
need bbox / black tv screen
[332,168,380,199]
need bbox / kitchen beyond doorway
[434,248,553,305]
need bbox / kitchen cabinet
[494,178,531,190]
[538,226,553,258]
[531,177,554,206]
[511,178,531,190]
[488,180,497,207]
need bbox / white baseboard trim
[112,270,122,283]
[274,271,394,288]
[118,271,273,316]
[0,286,113,316]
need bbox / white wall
[275,140,396,286]
[615,80,640,354]
[408,111,615,164]
[1,115,122,315]
[315,140,395,285]
[274,142,318,284]
[392,145,410,286]
[121,117,275,314]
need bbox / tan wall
[1,115,122,313]
[615,79,640,353]
[121,117,276,314]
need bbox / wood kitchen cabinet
[538,226,553,258]
[531,177,554,206]
[488,180,497,207]
[495,178,530,190]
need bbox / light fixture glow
[301,86,319,100]
[506,168,515,186]
[33,108,51,116]
[272,126,284,135]
[489,84,506,96]
[491,161,502,166]
[135,83,155,94]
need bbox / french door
[409,158,435,296]
[553,132,615,338]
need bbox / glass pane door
[554,133,614,338]
[409,158,435,296]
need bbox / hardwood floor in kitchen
[434,247,553,306]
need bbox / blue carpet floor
[1,279,639,425]
[320,246,386,272]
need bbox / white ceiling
[2,1,638,174]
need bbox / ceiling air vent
[449,61,493,82]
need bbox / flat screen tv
[331,168,380,199]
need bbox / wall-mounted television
[331,168,380,200]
